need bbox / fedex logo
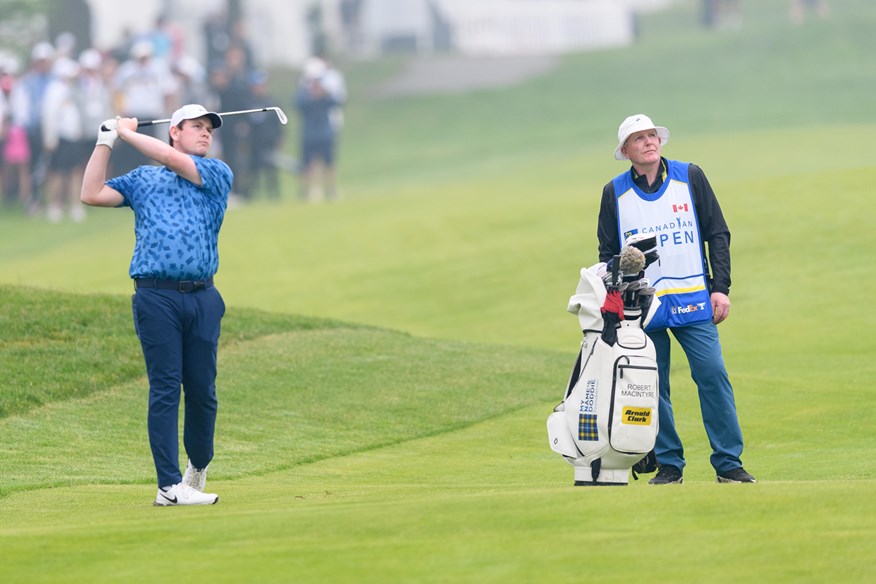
[671,302,708,315]
[672,203,689,213]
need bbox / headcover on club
[624,233,659,269]
[619,245,646,278]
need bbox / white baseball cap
[130,40,154,59]
[53,58,80,79]
[303,57,327,80]
[169,104,223,131]
[31,41,55,61]
[614,114,670,161]
[79,48,102,70]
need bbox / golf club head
[270,107,288,125]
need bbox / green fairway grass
[2,398,875,582]
[2,0,876,581]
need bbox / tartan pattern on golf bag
[578,413,599,441]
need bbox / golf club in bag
[546,234,661,486]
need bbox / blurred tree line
[0,0,50,58]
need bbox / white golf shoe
[154,482,218,506]
[182,459,208,492]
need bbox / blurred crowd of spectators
[0,13,285,222]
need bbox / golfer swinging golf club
[81,105,233,505]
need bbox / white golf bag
[547,254,660,486]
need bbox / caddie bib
[611,160,712,330]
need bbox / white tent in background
[83,0,677,66]
[354,0,679,58]
[437,0,634,56]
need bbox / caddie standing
[596,114,756,485]
[81,104,233,505]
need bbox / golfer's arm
[81,146,123,207]
[118,127,202,185]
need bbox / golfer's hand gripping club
[96,118,119,149]
[100,118,152,132]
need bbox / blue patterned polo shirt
[107,156,234,280]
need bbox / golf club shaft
[212,107,288,124]
[138,107,288,127]
[100,107,288,131]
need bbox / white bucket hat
[614,114,670,161]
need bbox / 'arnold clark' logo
[671,302,707,315]
[621,407,652,425]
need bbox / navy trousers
[648,320,745,474]
[132,286,225,488]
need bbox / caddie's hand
[96,118,118,149]
[712,292,730,324]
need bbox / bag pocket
[607,356,659,454]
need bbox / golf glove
[600,290,625,321]
[96,118,118,149]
